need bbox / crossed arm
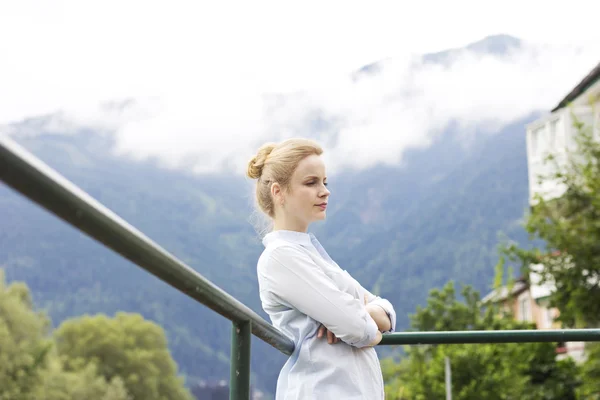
[261,245,396,348]
[319,292,394,345]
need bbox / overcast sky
[1,0,599,174]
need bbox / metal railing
[1,135,599,400]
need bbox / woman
[247,138,396,399]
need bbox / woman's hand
[368,330,383,347]
[365,301,392,332]
[318,294,387,345]
[317,324,339,344]
[364,294,384,346]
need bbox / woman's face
[277,154,330,228]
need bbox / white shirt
[257,230,397,400]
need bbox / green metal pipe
[230,321,252,400]
[0,135,294,356]
[379,329,600,345]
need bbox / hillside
[0,109,534,393]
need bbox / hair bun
[247,143,276,179]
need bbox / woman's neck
[272,215,308,233]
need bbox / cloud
[251,41,600,174]
[1,1,600,176]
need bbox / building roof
[481,263,558,305]
[481,279,528,304]
[552,61,600,112]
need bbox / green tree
[382,281,580,400]
[0,269,53,400]
[1,269,130,400]
[35,357,131,400]
[503,112,600,328]
[54,312,193,400]
[577,342,600,399]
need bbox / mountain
[423,34,522,65]
[354,34,522,79]
[0,35,536,395]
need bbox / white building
[524,62,600,363]
[484,62,600,364]
[526,62,600,205]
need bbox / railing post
[230,320,251,400]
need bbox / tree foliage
[0,270,53,399]
[381,281,580,400]
[34,359,130,400]
[577,342,600,399]
[0,269,190,400]
[54,312,193,400]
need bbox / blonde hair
[247,138,323,218]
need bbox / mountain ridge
[353,33,522,80]
[0,109,534,394]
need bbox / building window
[546,308,554,328]
[530,129,539,157]
[519,298,531,321]
[549,119,558,150]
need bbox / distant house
[482,62,600,364]
[481,262,586,363]
[481,266,557,329]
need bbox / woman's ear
[271,182,283,205]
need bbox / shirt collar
[262,229,314,248]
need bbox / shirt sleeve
[343,271,396,333]
[259,245,380,348]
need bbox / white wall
[526,102,598,205]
